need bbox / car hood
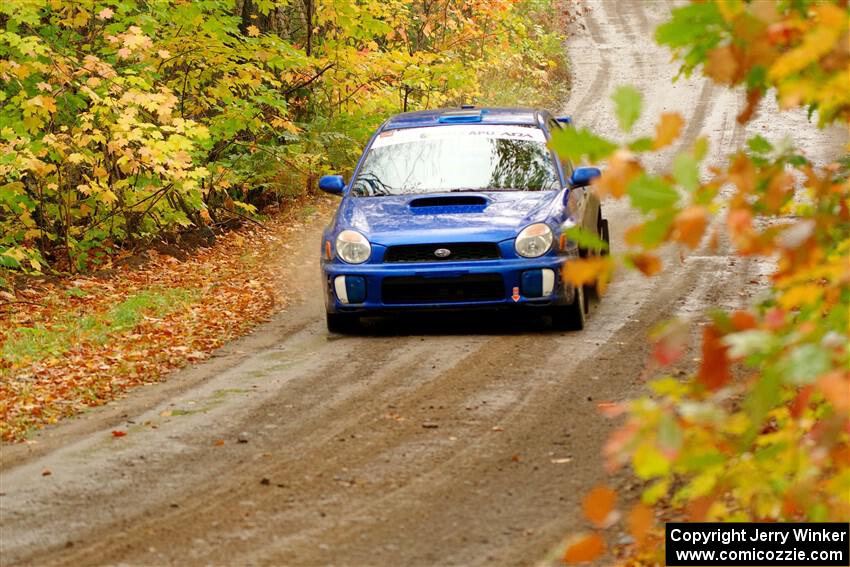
[337,191,564,245]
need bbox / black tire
[326,312,360,334]
[601,218,610,255]
[552,284,585,331]
[586,216,610,305]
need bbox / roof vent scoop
[437,110,484,124]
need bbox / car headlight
[335,230,371,264]
[515,223,553,258]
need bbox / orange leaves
[730,310,758,332]
[652,112,684,150]
[111,430,127,437]
[629,253,662,277]
[816,371,850,412]
[736,88,763,124]
[672,205,708,249]
[583,485,617,527]
[563,533,605,564]
[726,208,759,254]
[563,484,630,563]
[627,503,654,545]
[592,149,642,199]
[697,325,731,391]
[562,257,613,288]
[705,45,740,84]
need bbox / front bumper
[323,256,575,314]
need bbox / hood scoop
[408,195,488,213]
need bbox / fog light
[521,270,543,297]
[521,269,555,298]
[334,276,366,304]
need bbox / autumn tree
[553,1,849,562]
[0,0,568,273]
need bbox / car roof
[382,106,553,130]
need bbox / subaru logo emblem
[434,248,451,258]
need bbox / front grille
[382,274,505,304]
[384,242,500,263]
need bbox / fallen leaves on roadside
[0,199,333,442]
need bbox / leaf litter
[1,199,333,442]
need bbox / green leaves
[747,135,773,154]
[549,127,617,163]
[654,2,724,75]
[564,226,609,252]
[672,153,699,192]
[627,174,679,213]
[612,85,642,133]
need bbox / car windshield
[349,124,560,196]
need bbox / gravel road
[1,2,846,566]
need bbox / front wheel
[326,312,360,334]
[551,285,585,331]
[600,218,610,255]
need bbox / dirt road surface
[1,2,846,566]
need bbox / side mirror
[318,175,345,194]
[570,167,601,188]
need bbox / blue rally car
[318,106,608,333]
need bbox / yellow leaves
[778,284,823,310]
[247,25,261,37]
[769,4,846,82]
[271,117,301,134]
[592,149,641,199]
[672,205,708,249]
[22,95,57,116]
[97,7,114,20]
[652,112,684,150]
[122,26,152,50]
[633,443,670,479]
